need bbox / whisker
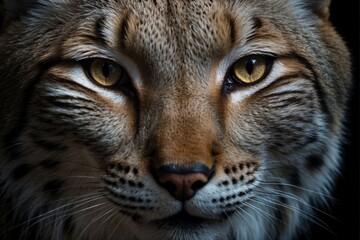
[257,179,335,200]
[254,186,338,221]
[255,194,336,237]
[234,207,274,240]
[75,204,113,240]
[242,201,278,234]
[106,210,135,240]
[20,194,105,230]
[91,207,117,236]
[78,206,113,240]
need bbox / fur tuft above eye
[230,55,273,85]
[85,59,125,87]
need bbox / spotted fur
[0,0,352,239]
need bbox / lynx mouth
[152,211,222,230]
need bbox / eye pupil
[245,59,256,75]
[102,63,114,78]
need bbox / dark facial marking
[39,158,61,169]
[253,17,263,29]
[32,137,67,151]
[43,180,64,197]
[226,14,236,45]
[63,215,75,236]
[3,130,25,160]
[95,16,108,45]
[11,163,34,180]
[273,196,288,236]
[306,155,324,170]
[119,13,130,50]
[288,167,301,187]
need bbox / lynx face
[0,0,351,240]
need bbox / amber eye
[87,59,124,87]
[231,55,272,84]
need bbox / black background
[308,1,359,240]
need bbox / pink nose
[153,164,213,201]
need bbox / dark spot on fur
[33,137,67,151]
[232,178,238,184]
[222,180,229,186]
[120,209,132,217]
[63,215,75,236]
[133,168,139,175]
[225,13,236,45]
[305,135,318,145]
[274,196,288,235]
[138,182,144,188]
[128,180,136,187]
[240,175,244,181]
[95,16,108,45]
[224,168,230,174]
[39,158,60,169]
[246,178,255,185]
[3,128,25,160]
[131,213,142,223]
[119,13,130,49]
[117,164,123,171]
[43,180,64,197]
[232,166,237,173]
[124,166,131,174]
[11,163,33,180]
[253,17,263,29]
[306,155,324,170]
[119,178,126,184]
[288,167,301,187]
[109,162,116,169]
[239,163,244,170]
[117,194,126,200]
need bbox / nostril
[191,180,207,192]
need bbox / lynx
[0,0,352,239]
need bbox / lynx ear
[304,0,331,21]
[0,0,39,29]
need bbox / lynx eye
[231,55,272,84]
[87,59,124,87]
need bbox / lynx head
[0,0,351,239]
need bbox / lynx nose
[153,164,214,201]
